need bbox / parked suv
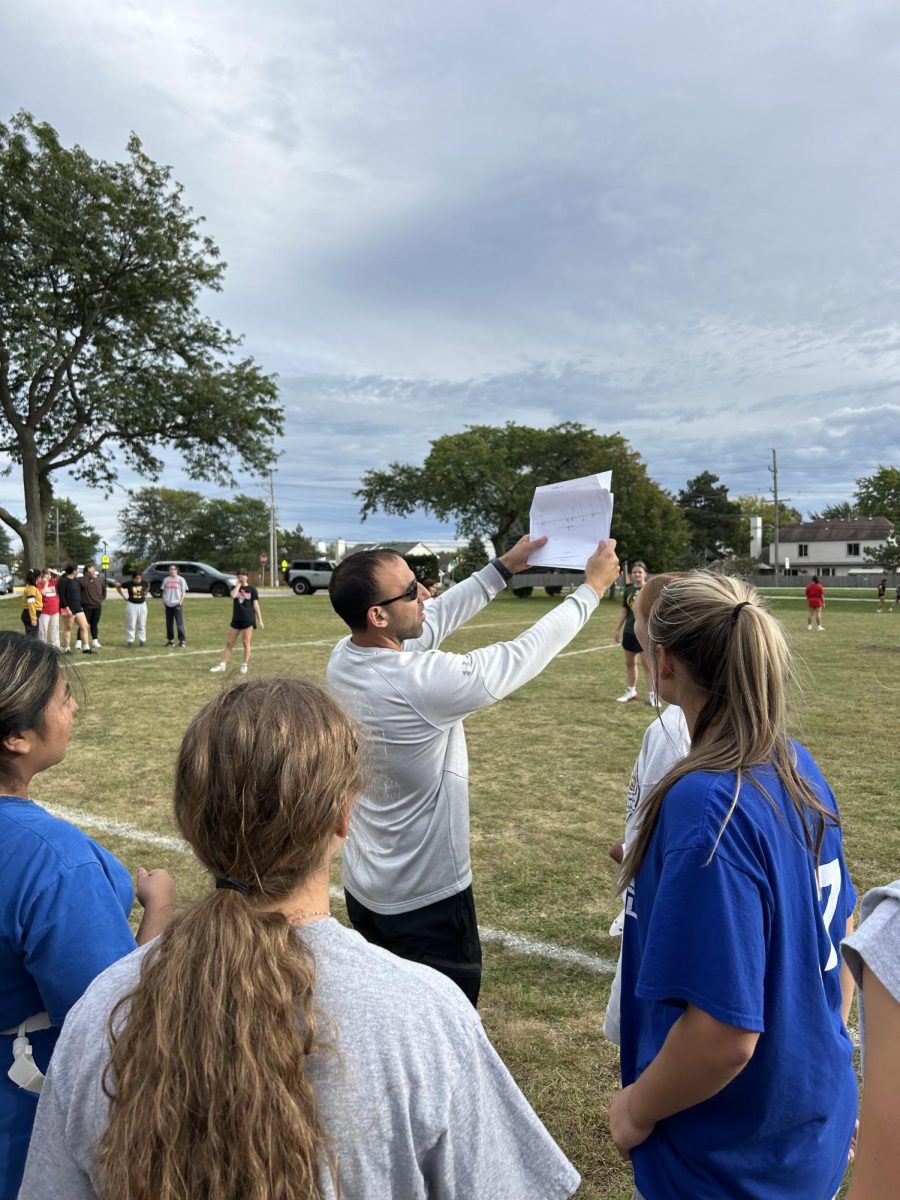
[143,561,238,598]
[285,559,335,595]
[0,565,12,595]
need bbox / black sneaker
[166,641,174,647]
[179,642,186,648]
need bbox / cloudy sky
[3,0,900,550]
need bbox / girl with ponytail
[21,677,581,1200]
[608,572,858,1200]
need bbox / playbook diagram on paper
[527,471,614,569]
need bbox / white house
[763,517,893,576]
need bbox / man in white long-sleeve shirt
[326,535,620,1004]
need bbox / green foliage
[855,465,900,522]
[863,535,900,572]
[0,111,282,568]
[278,524,317,561]
[118,486,280,569]
[45,496,100,567]
[357,421,689,568]
[736,494,803,548]
[809,501,858,521]
[811,469,900,526]
[189,495,271,569]
[0,524,14,563]
[118,488,207,559]
[451,538,491,582]
[677,472,748,564]
[405,552,440,582]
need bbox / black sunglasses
[374,578,419,608]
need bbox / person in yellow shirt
[21,571,43,638]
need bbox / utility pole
[769,449,779,585]
[268,471,277,588]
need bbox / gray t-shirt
[841,879,900,1075]
[19,919,580,1200]
[327,563,599,913]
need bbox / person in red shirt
[806,575,825,631]
[37,568,61,648]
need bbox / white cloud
[2,0,900,546]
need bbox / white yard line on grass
[558,642,618,658]
[66,638,339,668]
[40,803,617,976]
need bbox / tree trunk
[20,438,48,573]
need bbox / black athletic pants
[83,606,102,640]
[344,885,483,1007]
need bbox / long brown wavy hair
[619,571,838,891]
[97,678,362,1199]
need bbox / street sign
[100,555,110,570]
[280,558,288,572]
[260,552,268,565]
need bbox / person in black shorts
[209,569,264,675]
[57,563,92,654]
[613,561,653,705]
[877,578,887,612]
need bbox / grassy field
[4,586,898,1197]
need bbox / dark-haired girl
[0,633,174,1199]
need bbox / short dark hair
[812,575,819,583]
[329,550,403,631]
[65,562,78,575]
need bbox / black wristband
[490,557,513,582]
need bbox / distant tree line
[118,487,315,572]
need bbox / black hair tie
[215,876,249,894]
[731,600,751,625]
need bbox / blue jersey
[0,798,136,1200]
[620,743,857,1200]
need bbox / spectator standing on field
[877,578,887,611]
[36,570,60,648]
[326,534,620,1006]
[57,564,92,654]
[892,583,900,612]
[209,569,264,675]
[20,572,42,639]
[805,575,826,631]
[160,564,187,647]
[79,564,106,649]
[614,561,654,705]
[113,571,149,648]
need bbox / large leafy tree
[278,524,317,561]
[118,487,207,560]
[0,112,282,570]
[189,496,271,568]
[855,466,900,521]
[45,496,100,567]
[357,422,690,569]
[677,472,748,564]
[856,465,900,569]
